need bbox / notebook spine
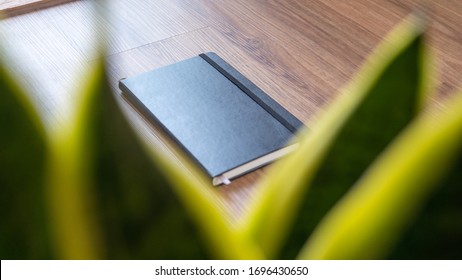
[199,52,303,134]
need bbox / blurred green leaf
[241,16,428,259]
[48,57,260,259]
[0,52,50,258]
[388,104,462,260]
[48,57,209,259]
[300,91,462,259]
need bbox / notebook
[119,52,303,185]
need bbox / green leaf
[48,57,261,259]
[241,16,428,259]
[300,91,462,259]
[0,52,50,258]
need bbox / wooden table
[1,0,460,218]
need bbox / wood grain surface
[0,0,460,218]
[0,0,75,17]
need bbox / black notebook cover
[119,52,303,185]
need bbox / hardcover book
[119,52,303,185]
